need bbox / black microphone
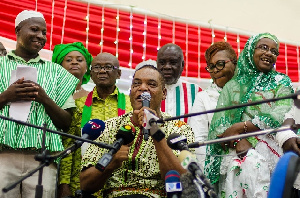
[95,125,135,171]
[165,170,182,198]
[167,133,189,151]
[141,92,151,141]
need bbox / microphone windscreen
[116,125,135,145]
[167,133,187,150]
[180,172,200,198]
[82,119,105,140]
[165,170,181,183]
[268,151,300,198]
[165,170,182,195]
[141,92,151,102]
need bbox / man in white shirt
[157,43,201,123]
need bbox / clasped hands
[217,122,252,158]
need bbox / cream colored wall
[85,0,300,45]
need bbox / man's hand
[108,142,133,170]
[58,184,73,198]
[282,137,300,156]
[2,78,39,103]
[133,107,157,127]
[24,80,48,104]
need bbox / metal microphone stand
[1,116,114,197]
[156,91,299,123]
[188,125,297,148]
[2,124,48,198]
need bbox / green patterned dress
[204,33,294,197]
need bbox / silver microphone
[141,92,151,141]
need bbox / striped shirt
[0,51,79,152]
[161,79,202,123]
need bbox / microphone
[35,119,105,162]
[268,152,300,198]
[167,133,217,197]
[95,125,135,172]
[141,92,151,141]
[167,133,189,151]
[179,150,217,198]
[180,172,202,198]
[165,170,182,198]
[77,119,106,146]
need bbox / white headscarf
[135,59,157,70]
[15,10,45,27]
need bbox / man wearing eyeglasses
[73,52,132,155]
[58,52,132,197]
[157,43,202,123]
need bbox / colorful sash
[81,89,126,128]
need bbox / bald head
[92,52,119,68]
[90,52,121,89]
[157,43,184,85]
[157,43,184,60]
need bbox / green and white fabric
[204,33,294,197]
[0,51,78,152]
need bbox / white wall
[84,0,300,45]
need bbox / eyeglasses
[255,44,279,56]
[205,60,232,73]
[91,64,118,72]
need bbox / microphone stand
[0,114,114,150]
[2,124,48,198]
[188,125,297,148]
[35,123,47,198]
[156,91,299,123]
[1,116,114,196]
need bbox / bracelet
[243,121,248,133]
[233,138,241,148]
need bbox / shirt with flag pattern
[161,79,202,123]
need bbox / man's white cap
[15,10,45,27]
[135,59,157,70]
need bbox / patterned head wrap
[204,33,293,184]
[52,42,92,85]
[15,10,45,27]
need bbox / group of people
[0,9,299,198]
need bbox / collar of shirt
[92,86,119,101]
[7,50,45,64]
[165,79,182,90]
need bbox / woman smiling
[189,42,237,168]
[204,33,298,197]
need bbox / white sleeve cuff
[275,129,298,148]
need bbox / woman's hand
[282,137,300,156]
[235,139,252,158]
[217,122,244,150]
